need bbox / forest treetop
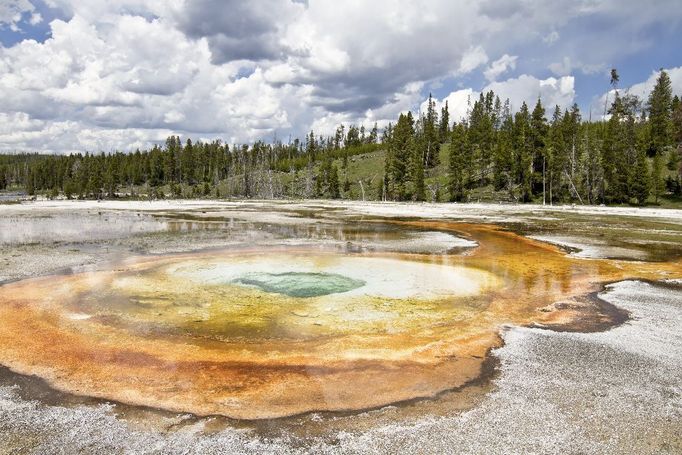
[1,69,681,206]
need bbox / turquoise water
[232,272,366,298]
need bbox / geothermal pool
[1,207,680,425]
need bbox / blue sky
[0,0,58,46]
[0,0,681,153]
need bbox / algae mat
[0,222,680,419]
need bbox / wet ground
[0,200,681,454]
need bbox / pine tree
[26,170,35,195]
[647,70,673,200]
[530,98,548,198]
[581,120,602,204]
[164,136,178,183]
[560,104,583,202]
[368,123,379,144]
[672,96,682,185]
[632,146,650,205]
[647,69,673,157]
[181,139,195,184]
[329,163,340,199]
[105,162,116,198]
[87,164,103,199]
[334,125,344,150]
[632,114,650,205]
[469,92,495,185]
[546,106,565,204]
[651,152,665,203]
[603,93,640,203]
[449,123,470,202]
[306,131,317,162]
[345,125,359,148]
[514,102,533,202]
[492,99,514,195]
[412,141,426,201]
[423,93,440,168]
[386,113,414,200]
[439,100,450,142]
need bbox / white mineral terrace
[170,254,498,299]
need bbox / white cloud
[311,81,425,137]
[0,12,308,152]
[592,66,682,119]
[423,88,478,124]
[483,54,517,81]
[549,57,606,77]
[619,66,682,101]
[0,0,681,153]
[42,0,182,23]
[0,0,34,29]
[28,11,41,25]
[0,111,43,135]
[427,74,576,124]
[549,56,572,76]
[1,0,500,153]
[459,46,489,74]
[485,74,575,111]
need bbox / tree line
[1,69,681,205]
[381,69,681,205]
[0,127,382,199]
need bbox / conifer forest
[1,69,681,205]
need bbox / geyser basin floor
[0,222,680,420]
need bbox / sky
[0,0,681,154]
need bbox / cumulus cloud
[427,74,576,124]
[422,88,478,124]
[549,56,572,76]
[459,46,489,74]
[274,1,494,114]
[176,0,302,63]
[484,54,517,81]
[591,66,682,119]
[617,66,682,101]
[486,74,575,111]
[1,0,500,152]
[0,10,309,152]
[311,81,425,137]
[0,0,34,31]
[0,0,681,153]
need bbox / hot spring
[0,220,680,420]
